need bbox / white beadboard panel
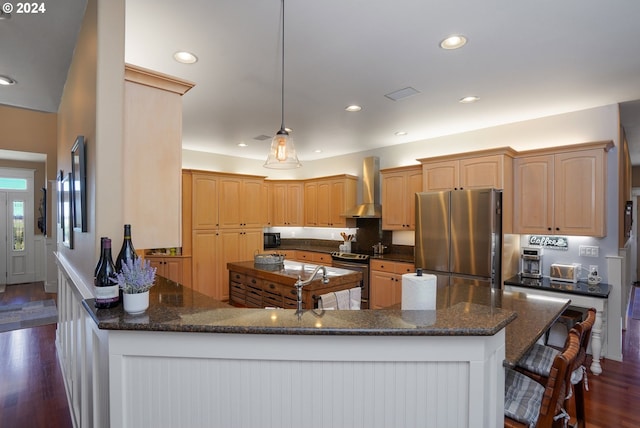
[116,355,475,428]
[107,330,506,428]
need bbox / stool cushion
[517,343,560,377]
[505,368,545,427]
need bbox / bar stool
[505,328,580,427]
[515,308,596,428]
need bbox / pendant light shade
[264,0,301,169]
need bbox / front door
[0,170,35,285]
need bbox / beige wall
[57,0,125,290]
[0,106,57,235]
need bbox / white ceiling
[2,0,640,164]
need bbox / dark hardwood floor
[1,282,640,427]
[0,282,72,428]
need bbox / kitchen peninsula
[57,255,569,428]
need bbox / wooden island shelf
[227,260,362,309]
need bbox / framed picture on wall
[57,170,63,225]
[71,135,87,232]
[62,172,73,249]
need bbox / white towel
[349,287,361,310]
[335,290,350,310]
[319,292,337,310]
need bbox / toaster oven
[549,263,581,283]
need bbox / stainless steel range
[330,252,370,309]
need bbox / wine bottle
[94,237,120,309]
[116,224,137,272]
[94,237,106,278]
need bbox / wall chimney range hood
[344,156,382,218]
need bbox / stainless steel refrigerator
[415,188,502,288]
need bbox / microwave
[264,232,281,249]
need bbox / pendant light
[264,0,301,169]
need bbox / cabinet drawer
[282,296,298,309]
[262,292,283,308]
[312,253,332,265]
[262,281,282,294]
[370,259,395,273]
[229,271,246,284]
[395,262,415,274]
[230,281,245,293]
[296,251,314,261]
[245,287,262,307]
[245,276,262,289]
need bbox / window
[13,200,25,251]
[0,177,28,190]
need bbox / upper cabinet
[304,175,357,227]
[218,175,265,229]
[513,142,613,237]
[381,165,423,230]
[419,149,515,233]
[270,181,303,226]
[123,64,194,249]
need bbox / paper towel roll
[401,273,437,310]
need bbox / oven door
[331,259,369,309]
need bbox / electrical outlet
[589,265,599,275]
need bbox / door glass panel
[13,200,25,251]
[0,177,28,190]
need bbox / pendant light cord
[280,0,286,132]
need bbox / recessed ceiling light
[173,51,198,64]
[459,95,480,103]
[394,131,408,136]
[345,105,362,112]
[238,142,248,147]
[440,35,467,50]
[314,149,323,153]
[0,75,17,86]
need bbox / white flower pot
[123,290,149,315]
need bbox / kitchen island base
[108,329,505,428]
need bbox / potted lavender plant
[116,257,157,314]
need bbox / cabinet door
[316,181,331,226]
[148,258,166,277]
[241,178,265,228]
[272,183,287,226]
[381,173,407,230]
[218,177,242,228]
[513,155,554,234]
[554,149,605,236]
[242,229,264,260]
[459,155,504,189]
[329,179,355,227]
[192,174,218,229]
[286,183,303,226]
[218,230,242,301]
[370,270,395,309]
[192,230,218,297]
[405,170,423,230]
[165,258,183,284]
[304,182,318,226]
[423,160,459,191]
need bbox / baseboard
[44,280,58,293]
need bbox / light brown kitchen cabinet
[513,142,612,236]
[271,181,303,226]
[192,173,219,229]
[191,230,220,298]
[419,149,515,233]
[370,260,415,309]
[304,181,318,226]
[381,166,423,230]
[217,228,263,301]
[218,175,266,229]
[305,175,357,227]
[146,256,187,285]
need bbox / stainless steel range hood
[344,156,382,218]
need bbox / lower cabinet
[370,259,415,309]
[146,256,189,285]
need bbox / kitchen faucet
[294,265,329,316]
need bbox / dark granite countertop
[504,275,610,298]
[83,276,517,339]
[82,275,572,368]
